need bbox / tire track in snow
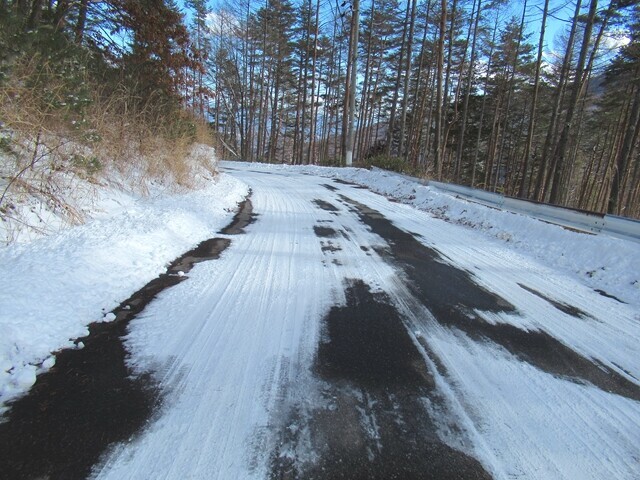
[339,194,640,402]
[48,162,638,480]
[266,190,494,479]
[326,178,640,479]
[270,279,491,480]
[94,169,338,479]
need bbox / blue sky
[180,0,630,62]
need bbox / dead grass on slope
[0,55,217,243]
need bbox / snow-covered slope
[0,152,248,412]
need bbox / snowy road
[87,162,639,480]
[5,162,637,479]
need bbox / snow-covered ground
[0,152,248,412]
[271,163,640,309]
[95,162,638,479]
[1,160,639,479]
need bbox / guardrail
[388,171,640,243]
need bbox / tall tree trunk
[608,82,640,214]
[433,0,447,179]
[342,10,354,164]
[484,95,502,188]
[398,0,418,158]
[407,0,433,167]
[300,0,313,164]
[586,126,611,210]
[357,0,376,160]
[455,0,481,182]
[440,0,457,175]
[493,0,527,192]
[256,17,269,161]
[386,1,411,156]
[365,54,384,157]
[534,0,582,201]
[345,0,360,165]
[548,0,598,204]
[307,0,321,164]
[625,149,640,216]
[268,45,282,164]
[519,0,548,197]
[293,39,307,164]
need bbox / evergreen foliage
[2,0,638,218]
[0,1,216,238]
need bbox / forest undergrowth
[0,4,217,244]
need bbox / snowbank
[0,151,248,412]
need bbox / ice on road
[94,162,640,480]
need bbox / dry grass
[82,84,217,190]
[0,54,217,242]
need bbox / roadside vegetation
[0,1,215,243]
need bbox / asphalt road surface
[1,162,638,480]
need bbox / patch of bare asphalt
[313,226,339,238]
[517,283,593,319]
[0,196,254,480]
[219,193,258,235]
[321,184,338,192]
[594,289,626,304]
[320,241,342,253]
[270,279,491,480]
[339,195,640,402]
[333,178,368,189]
[313,199,340,212]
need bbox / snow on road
[0,173,248,412]
[94,167,338,478]
[92,162,639,479]
[332,184,640,479]
[1,160,638,479]
[280,164,640,309]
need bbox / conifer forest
[1,0,639,217]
